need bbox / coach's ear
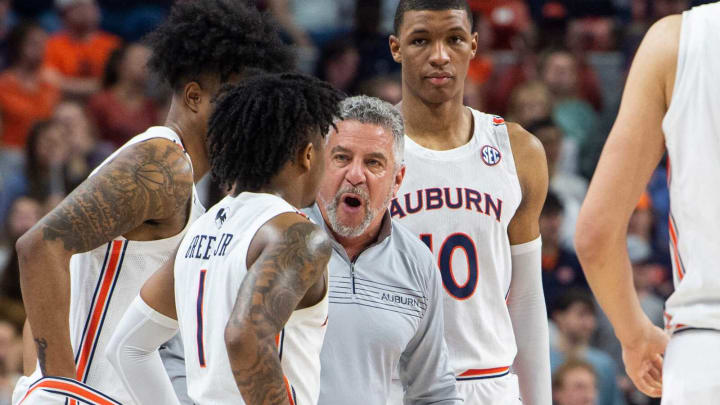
[392,164,406,197]
[389,35,402,63]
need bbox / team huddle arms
[11,0,619,403]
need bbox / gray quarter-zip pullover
[305,204,461,405]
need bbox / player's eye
[334,154,350,162]
[411,38,427,46]
[450,36,463,44]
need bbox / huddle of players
[13,0,549,404]
[15,0,718,403]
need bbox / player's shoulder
[119,136,192,179]
[639,14,681,73]
[506,121,546,168]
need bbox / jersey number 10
[420,233,479,300]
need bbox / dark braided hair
[144,0,294,90]
[208,73,345,191]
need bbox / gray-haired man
[304,95,461,404]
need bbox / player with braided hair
[208,73,344,192]
[107,72,344,405]
[13,1,294,404]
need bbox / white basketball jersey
[174,192,328,404]
[662,2,720,333]
[392,109,522,379]
[67,127,204,404]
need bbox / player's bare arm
[225,214,331,405]
[507,122,548,243]
[140,250,179,320]
[16,138,193,378]
[574,15,680,398]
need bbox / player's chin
[419,87,456,104]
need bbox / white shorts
[456,373,521,405]
[12,375,120,405]
[662,329,720,405]
[386,373,521,405]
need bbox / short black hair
[208,73,344,192]
[145,0,294,90]
[394,0,473,34]
[542,191,564,217]
[551,288,595,316]
[6,21,42,66]
[101,44,126,89]
[525,117,558,136]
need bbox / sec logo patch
[481,145,502,166]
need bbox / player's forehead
[399,9,471,37]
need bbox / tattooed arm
[16,138,193,378]
[225,213,331,405]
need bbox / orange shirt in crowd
[0,71,60,149]
[44,31,121,78]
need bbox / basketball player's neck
[401,89,473,151]
[165,97,209,183]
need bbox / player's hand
[620,322,669,398]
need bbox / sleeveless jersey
[174,192,329,404]
[67,126,204,403]
[391,109,522,378]
[662,2,720,333]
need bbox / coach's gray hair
[338,95,405,169]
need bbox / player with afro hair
[145,0,294,90]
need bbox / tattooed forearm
[34,337,48,375]
[225,221,331,405]
[40,139,193,253]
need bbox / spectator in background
[352,0,400,83]
[43,0,121,97]
[485,28,539,115]
[316,38,360,93]
[267,0,354,72]
[87,42,158,148]
[464,13,494,111]
[0,120,69,219]
[55,98,113,190]
[507,80,552,126]
[267,0,353,47]
[552,359,598,405]
[540,192,586,308]
[0,197,42,331]
[550,289,626,405]
[355,74,401,104]
[0,22,59,158]
[529,118,587,247]
[539,48,599,162]
[0,320,21,404]
[0,0,14,69]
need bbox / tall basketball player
[107,73,342,405]
[388,0,551,403]
[13,1,294,404]
[575,3,720,403]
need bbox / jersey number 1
[421,233,479,300]
[196,269,208,367]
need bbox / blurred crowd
[0,0,707,404]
